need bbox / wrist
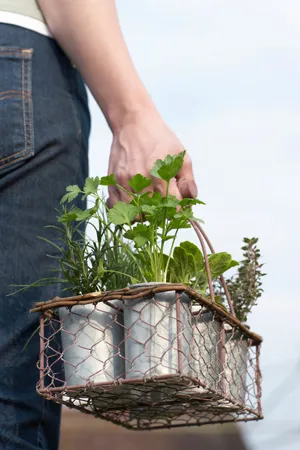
[106,91,157,133]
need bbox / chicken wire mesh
[32,284,263,431]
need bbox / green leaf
[165,207,177,222]
[150,192,164,205]
[195,272,208,291]
[140,191,163,206]
[60,185,81,204]
[158,233,176,242]
[150,151,186,182]
[124,224,151,241]
[173,246,188,268]
[161,196,180,208]
[133,235,148,247]
[180,241,204,271]
[208,252,238,279]
[166,257,177,282]
[83,177,100,196]
[150,159,164,179]
[108,202,139,225]
[174,208,193,219]
[100,174,117,186]
[179,198,206,208]
[128,174,152,193]
[97,259,105,278]
[72,206,97,222]
[37,236,63,253]
[168,218,191,231]
[228,260,239,269]
[141,205,157,215]
[171,246,192,283]
[57,209,78,223]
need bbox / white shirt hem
[0,11,52,38]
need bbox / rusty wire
[33,225,263,430]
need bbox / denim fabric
[0,24,90,449]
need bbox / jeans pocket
[0,47,34,173]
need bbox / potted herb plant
[99,151,238,388]
[215,237,265,405]
[17,203,137,389]
[19,151,240,406]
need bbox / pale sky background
[87,1,300,449]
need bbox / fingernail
[189,181,198,198]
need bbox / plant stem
[160,181,170,279]
[104,270,140,284]
[94,195,147,282]
[163,227,179,282]
[22,319,49,352]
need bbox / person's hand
[107,109,198,207]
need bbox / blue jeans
[0,24,90,449]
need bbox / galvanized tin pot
[123,283,193,381]
[224,328,248,404]
[59,300,125,386]
[177,307,222,400]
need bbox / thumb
[176,154,198,198]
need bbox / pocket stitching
[0,52,33,168]
[27,49,34,157]
[0,94,29,102]
[22,50,27,158]
[0,90,31,96]
[0,52,22,56]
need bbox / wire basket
[31,222,263,431]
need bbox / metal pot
[59,300,125,387]
[224,327,248,404]
[177,307,222,400]
[123,283,193,381]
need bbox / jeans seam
[0,52,22,56]
[0,89,31,96]
[0,53,27,167]
[27,48,34,157]
[69,71,83,149]
[22,50,27,158]
[0,50,34,169]
[0,94,29,101]
[0,150,27,166]
[71,95,82,144]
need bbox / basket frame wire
[32,224,263,430]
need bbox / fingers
[106,186,119,209]
[167,179,183,201]
[168,180,182,212]
[107,151,197,210]
[176,153,198,198]
[107,171,197,209]
[152,152,198,199]
[107,185,142,222]
[107,172,133,209]
[177,178,198,198]
[154,179,182,211]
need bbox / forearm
[37,0,156,131]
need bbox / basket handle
[190,220,236,317]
